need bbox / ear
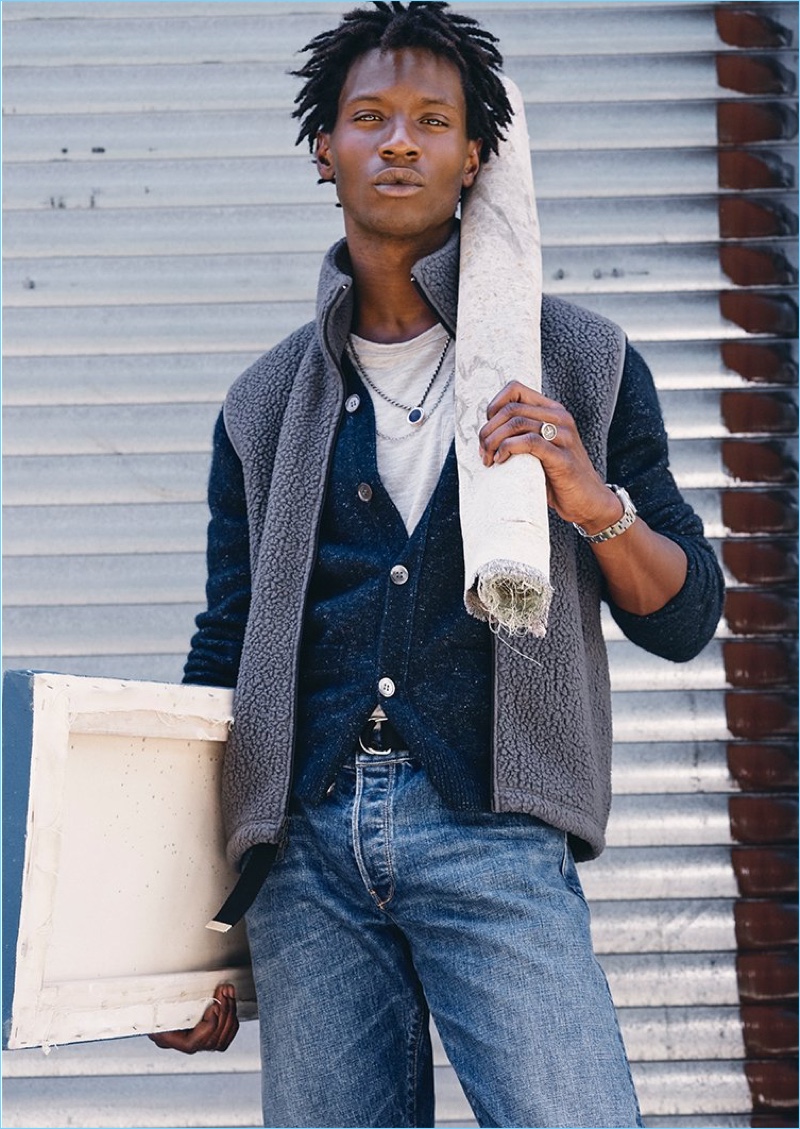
[461,139,482,189]
[315,133,336,181]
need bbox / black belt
[207,842,278,933]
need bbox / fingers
[476,380,611,525]
[485,380,550,417]
[480,382,570,467]
[148,983,239,1055]
[213,983,240,1051]
[148,1029,198,1053]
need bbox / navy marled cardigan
[185,232,724,866]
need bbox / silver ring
[540,422,558,442]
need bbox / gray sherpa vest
[222,230,625,869]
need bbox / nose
[378,117,420,160]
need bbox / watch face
[612,485,636,515]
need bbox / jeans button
[378,677,396,698]
[390,565,409,585]
[357,482,373,503]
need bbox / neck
[345,222,454,343]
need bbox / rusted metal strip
[737,952,798,1003]
[719,291,799,336]
[727,745,798,792]
[725,691,798,740]
[731,848,798,898]
[725,590,798,634]
[719,244,799,287]
[719,150,797,191]
[723,640,797,687]
[746,1060,800,1114]
[715,7,795,48]
[741,1005,799,1058]
[718,100,799,144]
[716,52,797,96]
[721,439,798,484]
[728,795,799,843]
[722,390,799,434]
[720,340,797,385]
[719,195,799,237]
[723,539,797,584]
[734,899,798,949]
[722,489,798,535]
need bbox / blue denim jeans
[246,751,642,1129]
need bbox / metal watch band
[573,484,638,544]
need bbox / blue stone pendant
[407,407,425,427]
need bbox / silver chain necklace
[347,333,452,428]
[374,368,455,443]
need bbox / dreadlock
[292,1,513,160]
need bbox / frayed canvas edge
[464,559,553,637]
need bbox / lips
[373,167,425,187]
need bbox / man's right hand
[148,982,239,1054]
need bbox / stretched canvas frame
[3,671,256,1050]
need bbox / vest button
[357,482,373,503]
[378,677,396,698]
[390,565,409,586]
[345,394,361,413]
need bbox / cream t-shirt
[348,323,455,536]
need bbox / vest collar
[316,227,460,373]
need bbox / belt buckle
[358,719,392,756]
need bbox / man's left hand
[478,381,622,534]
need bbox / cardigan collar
[315,226,460,374]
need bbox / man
[151,4,724,1126]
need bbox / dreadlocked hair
[292,1,513,160]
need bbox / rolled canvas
[455,76,552,636]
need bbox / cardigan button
[390,565,409,586]
[378,677,396,698]
[345,394,361,413]
[357,482,373,503]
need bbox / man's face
[316,47,481,246]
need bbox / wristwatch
[573,484,637,544]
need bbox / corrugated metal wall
[707,10,799,1127]
[3,3,797,1126]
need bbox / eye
[353,112,382,122]
[422,116,448,127]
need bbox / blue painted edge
[2,670,36,1050]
